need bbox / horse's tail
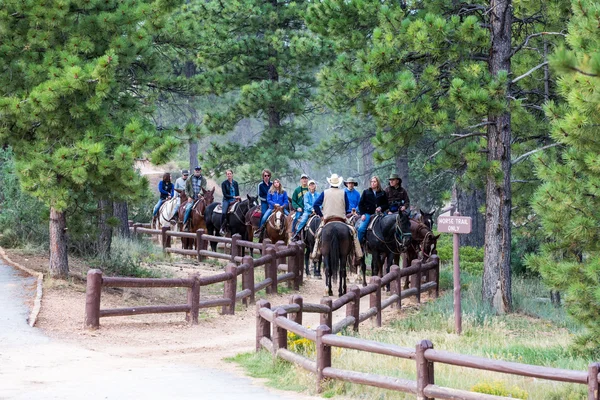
[330,225,340,282]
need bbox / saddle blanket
[214,202,239,214]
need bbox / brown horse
[264,205,289,244]
[245,204,262,245]
[178,187,215,249]
[403,219,440,289]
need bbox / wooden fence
[84,239,305,329]
[256,279,600,399]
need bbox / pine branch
[511,32,566,57]
[511,143,561,165]
[511,62,548,84]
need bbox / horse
[227,195,259,256]
[245,204,262,246]
[178,187,215,249]
[360,213,405,286]
[152,197,180,245]
[300,214,322,278]
[204,195,257,252]
[402,218,441,289]
[321,222,353,297]
[264,205,289,244]
[412,208,436,230]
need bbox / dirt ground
[3,245,424,393]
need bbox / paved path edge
[0,246,44,327]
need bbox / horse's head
[421,232,441,259]
[247,194,259,209]
[271,205,285,232]
[418,208,436,230]
[202,187,215,205]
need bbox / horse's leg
[304,247,310,277]
[325,259,333,297]
[361,256,367,287]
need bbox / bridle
[267,208,286,235]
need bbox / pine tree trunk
[456,184,485,247]
[483,0,513,313]
[267,64,281,129]
[113,201,130,238]
[49,207,68,278]
[189,139,198,171]
[395,149,410,193]
[98,200,113,258]
[361,139,374,188]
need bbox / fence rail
[84,237,305,329]
[256,296,600,400]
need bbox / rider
[153,173,174,216]
[291,173,309,235]
[291,179,319,241]
[183,166,207,228]
[344,177,361,217]
[219,169,241,236]
[173,169,189,209]
[255,179,289,237]
[357,176,389,243]
[257,169,273,218]
[311,174,363,262]
[384,173,411,235]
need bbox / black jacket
[221,180,240,201]
[358,189,389,215]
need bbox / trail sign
[437,215,472,234]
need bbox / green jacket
[185,174,207,199]
[291,185,309,210]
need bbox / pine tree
[0,0,193,277]
[180,0,334,182]
[528,0,600,350]
[306,0,569,311]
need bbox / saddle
[367,214,383,231]
[214,201,238,214]
[323,216,346,225]
[252,209,262,219]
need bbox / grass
[231,267,594,399]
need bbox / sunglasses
[264,174,271,177]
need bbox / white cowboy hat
[326,174,343,188]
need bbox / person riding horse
[153,172,174,217]
[357,176,389,243]
[291,179,319,241]
[257,169,273,218]
[183,166,207,229]
[219,169,241,236]
[310,173,363,263]
[344,177,361,217]
[291,173,309,235]
[385,173,411,239]
[173,169,188,210]
[255,178,289,238]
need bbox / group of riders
[152,166,413,265]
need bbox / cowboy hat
[389,173,401,181]
[344,177,358,187]
[326,174,343,188]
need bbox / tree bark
[395,149,410,193]
[189,139,198,171]
[483,0,513,313]
[113,201,130,238]
[456,184,485,247]
[361,139,375,188]
[98,200,113,258]
[49,207,68,278]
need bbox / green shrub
[471,380,528,398]
[435,232,483,274]
[88,236,163,277]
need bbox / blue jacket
[258,181,272,203]
[303,191,320,214]
[345,188,361,213]
[267,191,289,209]
[158,181,174,200]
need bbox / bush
[88,236,164,277]
[471,380,528,398]
[435,232,484,274]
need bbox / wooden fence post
[588,362,600,400]
[287,242,297,290]
[347,285,361,332]
[84,269,103,329]
[266,246,278,295]
[272,308,288,355]
[431,255,440,298]
[320,298,333,329]
[161,226,171,249]
[370,276,382,327]
[290,295,303,325]
[410,259,422,304]
[316,324,332,393]
[416,340,434,400]
[196,229,206,261]
[231,233,241,262]
[187,273,200,325]
[133,223,140,237]
[223,264,238,315]
[296,242,305,287]
[262,238,272,255]
[390,265,402,309]
[256,300,271,351]
[402,252,409,287]
[242,255,255,306]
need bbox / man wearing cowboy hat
[385,173,410,214]
[344,177,361,215]
[311,174,363,262]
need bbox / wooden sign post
[437,212,472,334]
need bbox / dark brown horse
[321,222,353,297]
[301,214,322,278]
[264,205,289,244]
[403,218,440,289]
[413,208,435,230]
[178,187,215,249]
